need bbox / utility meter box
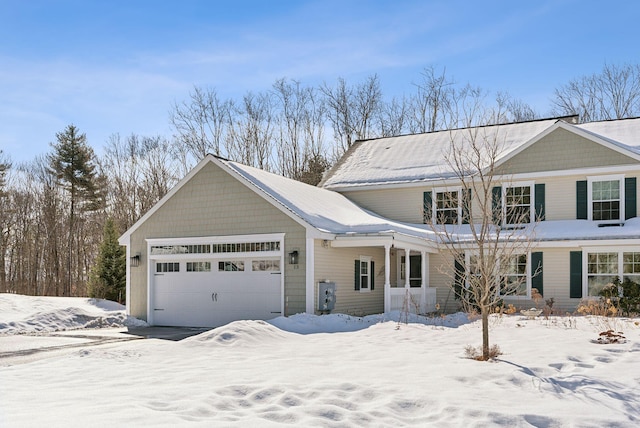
[318,281,336,312]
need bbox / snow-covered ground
[1,293,639,427]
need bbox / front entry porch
[326,236,438,316]
[386,248,437,314]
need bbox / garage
[147,234,284,327]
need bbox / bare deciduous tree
[552,63,640,122]
[426,112,540,361]
[227,92,275,170]
[170,86,232,160]
[408,66,455,133]
[377,95,409,137]
[321,75,382,158]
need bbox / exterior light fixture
[130,253,141,267]
[288,250,299,265]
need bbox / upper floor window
[504,185,532,225]
[590,178,621,221]
[435,190,460,224]
[424,188,464,225]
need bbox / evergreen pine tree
[49,125,104,296]
[88,218,126,302]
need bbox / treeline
[1,63,640,298]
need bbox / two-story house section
[321,117,640,313]
[120,116,640,327]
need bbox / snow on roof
[576,117,640,152]
[321,119,560,189]
[221,159,434,240]
[447,218,640,244]
[321,117,640,190]
[222,158,640,245]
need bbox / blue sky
[1,0,639,163]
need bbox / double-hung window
[502,183,533,225]
[463,252,531,298]
[357,256,372,292]
[501,254,528,297]
[435,190,460,224]
[504,185,532,225]
[588,175,624,222]
[585,250,640,297]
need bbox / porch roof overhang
[330,231,438,253]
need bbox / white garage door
[147,235,285,328]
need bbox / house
[119,116,640,327]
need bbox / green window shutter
[569,251,582,298]
[534,183,545,221]
[370,261,375,290]
[531,252,543,296]
[423,191,432,224]
[492,186,502,224]
[576,180,588,220]
[625,177,636,220]
[354,260,360,290]
[462,189,472,224]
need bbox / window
[186,261,211,272]
[252,259,281,272]
[504,186,532,224]
[462,253,532,298]
[218,261,245,272]
[435,191,460,224]
[586,250,640,297]
[156,262,179,273]
[623,252,640,284]
[358,256,372,291]
[592,180,620,221]
[587,252,618,297]
[587,176,624,222]
[212,241,280,253]
[501,254,528,297]
[151,244,211,255]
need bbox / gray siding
[314,241,385,316]
[128,161,307,320]
[498,128,639,175]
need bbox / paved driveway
[0,326,209,366]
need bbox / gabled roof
[219,158,436,243]
[320,117,640,191]
[119,155,437,247]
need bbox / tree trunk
[482,307,490,361]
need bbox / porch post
[404,249,411,289]
[384,244,391,313]
[421,250,427,313]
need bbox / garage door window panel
[156,262,180,273]
[151,244,211,255]
[218,261,245,272]
[187,261,211,272]
[252,260,281,272]
[213,241,280,253]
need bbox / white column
[404,248,411,289]
[305,237,315,314]
[421,251,427,313]
[384,244,391,313]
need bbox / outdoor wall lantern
[288,250,299,265]
[130,253,141,268]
